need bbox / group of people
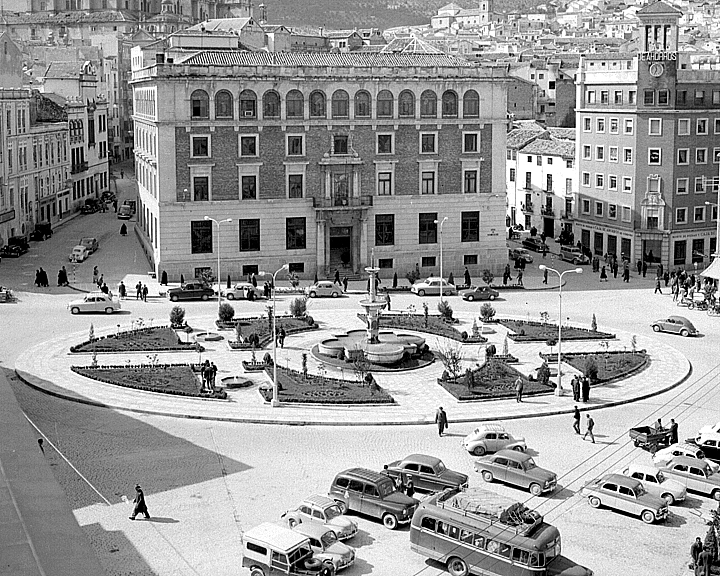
[33,268,50,287]
[690,536,714,576]
[135,281,149,301]
[670,269,718,308]
[502,263,523,287]
[333,270,350,292]
[200,360,218,392]
[570,375,591,403]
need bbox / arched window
[420,90,437,118]
[332,90,349,118]
[263,90,280,118]
[310,91,326,118]
[239,89,257,118]
[286,90,304,118]
[398,90,415,117]
[190,89,209,119]
[377,90,394,118]
[463,89,479,118]
[355,90,371,117]
[214,90,233,119]
[442,90,458,118]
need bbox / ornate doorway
[329,226,352,271]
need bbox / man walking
[516,270,524,287]
[583,414,596,443]
[129,484,150,520]
[435,407,448,437]
[515,377,524,403]
[278,327,286,348]
[543,268,548,285]
[136,281,142,300]
[691,537,704,570]
[142,284,149,302]
[654,276,662,294]
[573,406,581,434]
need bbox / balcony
[71,161,88,174]
[561,211,573,220]
[521,202,534,213]
[541,206,555,217]
[314,195,373,210]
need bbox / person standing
[97,274,104,288]
[573,406,581,434]
[600,266,607,282]
[543,268,548,285]
[210,362,217,389]
[118,281,127,299]
[100,282,109,295]
[623,267,630,283]
[637,260,643,275]
[334,269,341,285]
[670,418,678,444]
[120,223,127,236]
[581,376,590,403]
[129,484,150,520]
[278,327,286,348]
[697,546,712,576]
[342,276,349,292]
[464,267,471,288]
[572,376,580,402]
[583,414,596,443]
[135,281,142,300]
[691,537,704,569]
[515,377,524,403]
[654,276,662,294]
[663,270,670,287]
[612,261,618,279]
[405,479,415,498]
[435,407,448,437]
[642,261,648,277]
[516,270,524,287]
[142,284,149,302]
[92,266,99,285]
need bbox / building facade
[130,47,509,281]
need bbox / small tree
[546,336,558,356]
[438,300,454,322]
[537,362,550,386]
[486,344,497,357]
[89,323,95,342]
[630,335,637,355]
[437,340,464,383]
[251,342,257,364]
[170,306,185,327]
[540,311,549,325]
[479,303,496,322]
[301,352,308,379]
[289,296,308,318]
[472,318,479,338]
[423,302,429,328]
[263,352,273,366]
[266,305,273,334]
[599,341,610,370]
[352,347,371,385]
[502,335,509,357]
[591,313,598,332]
[218,303,235,322]
[482,269,494,286]
[584,356,599,382]
[235,322,243,343]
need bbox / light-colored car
[651,315,699,337]
[383,454,469,493]
[653,442,720,474]
[559,246,590,265]
[697,422,720,444]
[221,282,263,300]
[69,245,90,263]
[462,423,526,456]
[410,278,457,297]
[508,247,534,263]
[305,281,342,298]
[475,449,557,495]
[461,285,499,302]
[617,463,686,505]
[581,473,669,524]
[68,292,121,314]
[289,523,355,572]
[241,522,324,576]
[281,494,358,541]
[656,456,720,500]
[79,237,99,254]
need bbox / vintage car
[653,443,720,474]
[382,454,468,493]
[223,282,263,300]
[81,198,101,214]
[581,473,669,524]
[656,456,720,500]
[508,247,534,263]
[68,292,121,315]
[461,285,499,302]
[79,237,99,254]
[304,281,342,298]
[651,315,699,337]
[30,222,52,241]
[689,437,720,463]
[559,246,590,265]
[474,449,557,496]
[0,245,24,258]
[697,422,720,444]
[167,282,215,302]
[117,204,133,219]
[462,423,526,456]
[281,495,358,541]
[617,463,686,505]
[69,245,90,263]
[521,237,546,252]
[410,278,457,297]
[289,523,355,572]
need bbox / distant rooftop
[0,10,135,24]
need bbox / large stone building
[575,1,720,268]
[130,40,509,281]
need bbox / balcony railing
[541,206,555,217]
[314,195,373,209]
[561,211,573,220]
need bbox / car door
[505,459,525,488]
[688,466,709,494]
[418,464,438,491]
[346,479,364,512]
[360,482,381,518]
[617,486,637,515]
[401,463,419,487]
[491,456,509,482]
[599,482,619,508]
[668,319,681,334]
[669,464,689,488]
[484,433,497,453]
[496,433,511,451]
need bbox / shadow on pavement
[83,522,159,576]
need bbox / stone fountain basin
[194,331,224,342]
[318,329,422,365]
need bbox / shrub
[218,303,235,322]
[263,352,273,365]
[584,356,599,382]
[169,306,185,326]
[442,370,450,381]
[591,313,598,332]
[461,331,468,341]
[235,322,243,342]
[287,272,300,288]
[306,315,314,326]
[246,333,260,347]
[438,300,454,322]
[464,368,475,390]
[479,303,496,321]
[289,296,308,318]
[406,269,421,285]
[486,344,497,357]
[537,362,550,386]
[482,269,494,286]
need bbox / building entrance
[329,227,352,271]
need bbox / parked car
[382,454,469,493]
[117,205,133,219]
[462,423,526,456]
[697,422,720,442]
[7,235,29,253]
[241,522,336,576]
[289,523,355,572]
[559,246,590,265]
[69,245,90,263]
[81,198,101,214]
[581,473,669,524]
[79,237,99,254]
[688,437,720,463]
[521,237,545,252]
[328,468,418,530]
[653,442,720,474]
[0,245,24,258]
[461,285,499,302]
[68,292,121,314]
[651,315,699,337]
[222,282,263,300]
[656,456,720,500]
[410,278,457,297]
[101,191,116,203]
[281,495,358,541]
[123,199,137,214]
[30,222,52,241]
[617,463,686,505]
[167,282,215,302]
[474,449,557,496]
[508,247,533,263]
[305,281,342,298]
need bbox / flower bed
[71,326,204,353]
[259,365,394,404]
[227,316,318,349]
[540,350,649,384]
[357,314,486,343]
[438,358,552,401]
[499,319,615,342]
[71,364,226,399]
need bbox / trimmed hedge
[539,350,649,385]
[71,326,204,353]
[499,319,616,342]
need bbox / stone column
[359,216,369,272]
[316,219,326,276]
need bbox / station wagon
[656,456,720,501]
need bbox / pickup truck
[167,282,215,302]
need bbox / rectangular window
[286,217,306,250]
[695,177,705,193]
[463,133,478,153]
[582,145,591,160]
[375,214,395,246]
[679,118,690,135]
[566,159,573,168]
[676,208,687,224]
[191,220,212,253]
[583,117,591,131]
[287,135,304,156]
[461,211,479,242]
[420,133,436,154]
[241,175,257,200]
[464,170,478,194]
[596,146,604,161]
[377,134,393,154]
[597,118,605,133]
[421,256,436,267]
[582,172,590,186]
[695,90,705,105]
[378,258,393,269]
[536,156,542,166]
[696,148,707,164]
[693,239,705,263]
[334,135,348,155]
[614,91,623,105]
[624,119,633,134]
[629,90,636,104]
[695,206,705,222]
[609,175,617,190]
[464,254,478,265]
[586,91,596,104]
[677,149,689,165]
[191,136,209,157]
[288,174,303,198]
[600,90,608,104]
[595,201,603,217]
[609,146,618,162]
[658,89,669,105]
[644,90,655,105]
[648,118,662,135]
[419,213,438,244]
[648,148,661,165]
[609,118,619,133]
[378,172,392,195]
[715,119,720,134]
[674,240,687,265]
[714,90,720,105]
[697,119,708,135]
[596,174,604,188]
[193,176,209,201]
[509,168,516,182]
[240,135,257,157]
[582,199,590,214]
[608,204,617,219]
[421,171,435,195]
[288,262,305,274]
[622,206,632,222]
[677,178,688,195]
[547,157,553,165]
[714,148,720,163]
[239,219,260,251]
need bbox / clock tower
[636,1,681,94]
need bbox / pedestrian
[57,267,66,286]
[210,362,217,388]
[642,261,648,277]
[464,267,471,288]
[118,281,127,299]
[38,268,48,287]
[251,273,257,288]
[120,223,127,236]
[129,484,150,520]
[654,276,662,294]
[572,376,580,402]
[573,406,581,434]
[113,199,118,213]
[691,537,704,569]
[600,266,607,282]
[612,262,618,279]
[697,546,712,576]
[278,327,286,348]
[38,438,44,454]
[201,360,210,389]
[543,268,548,285]
[435,406,448,437]
[516,270,524,287]
[405,479,415,498]
[623,268,630,283]
[91,266,98,285]
[142,284,148,302]
[334,269,341,285]
[97,274,104,288]
[135,281,142,300]
[34,270,41,287]
[100,282,109,294]
[581,376,590,403]
[654,418,663,432]
[342,276,348,292]
[515,376,524,403]
[637,260,642,275]
[120,169,124,179]
[385,290,391,311]
[583,414,596,443]
[670,418,678,444]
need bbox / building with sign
[130,37,509,281]
[574,0,719,269]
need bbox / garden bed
[71,326,204,353]
[260,365,394,404]
[438,358,553,401]
[227,316,319,349]
[71,364,226,399]
[499,319,615,342]
[357,314,486,343]
[540,350,649,384]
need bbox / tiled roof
[507,128,547,149]
[637,0,681,15]
[325,30,360,38]
[521,137,575,159]
[1,10,135,24]
[548,127,575,140]
[43,61,87,79]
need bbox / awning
[700,257,720,280]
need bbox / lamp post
[434,217,448,302]
[204,216,232,319]
[271,263,289,407]
[538,265,582,396]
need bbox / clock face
[649,62,664,77]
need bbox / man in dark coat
[573,406,581,434]
[129,484,150,519]
[696,547,712,576]
[464,267,471,288]
[435,407,448,437]
[670,419,679,444]
[572,376,580,402]
[690,537,703,568]
[581,377,590,403]
[334,270,341,285]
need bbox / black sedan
[522,237,545,252]
[0,245,24,258]
[383,454,468,492]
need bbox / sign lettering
[639,52,677,62]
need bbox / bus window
[512,548,530,564]
[436,521,448,535]
[498,543,512,558]
[421,516,436,531]
[472,534,485,549]
[459,529,473,544]
[448,525,460,540]
[530,552,546,567]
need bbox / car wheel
[382,513,398,530]
[334,500,347,514]
[661,493,675,505]
[332,292,339,298]
[588,496,601,508]
[105,307,114,314]
[512,445,524,452]
[71,307,80,315]
[652,325,661,332]
[201,294,209,301]
[712,489,720,502]
[641,510,656,524]
[680,329,689,337]
[227,293,235,300]
[417,289,425,297]
[466,294,475,301]
[447,556,469,576]
[249,568,266,576]
[489,295,496,301]
[472,446,486,457]
[481,471,494,483]
[170,295,179,302]
[529,483,542,496]
[309,291,317,298]
[304,558,323,570]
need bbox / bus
[409,487,593,576]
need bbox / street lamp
[204,216,232,318]
[538,265,582,396]
[705,200,720,260]
[434,217,448,302]
[270,263,289,407]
